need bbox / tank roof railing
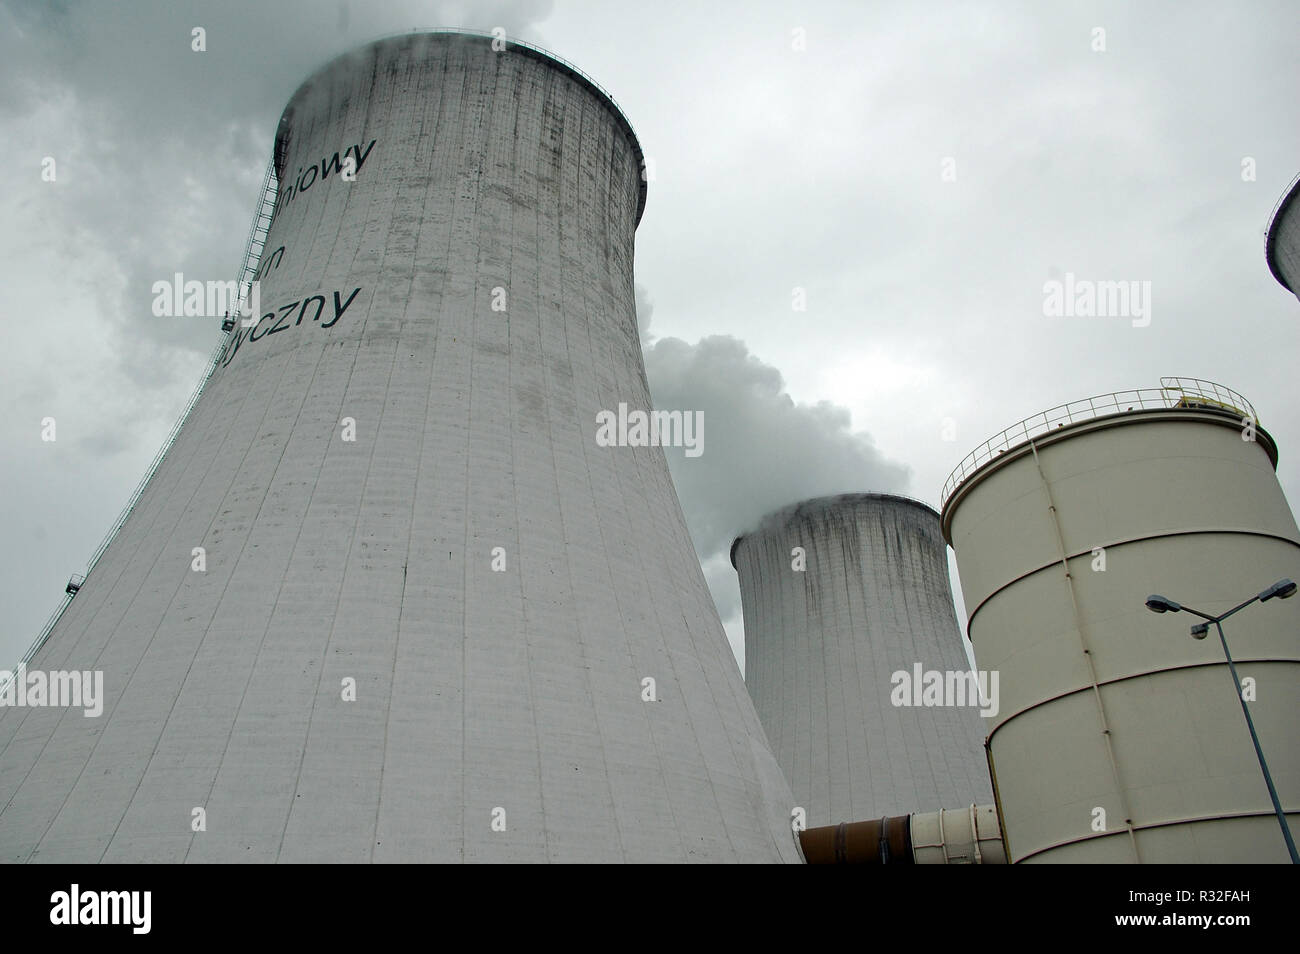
[940,377,1257,506]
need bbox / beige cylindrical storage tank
[732,493,993,828]
[941,378,1300,863]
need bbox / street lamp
[1144,579,1298,863]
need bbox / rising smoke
[636,286,912,646]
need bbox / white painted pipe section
[910,804,1007,864]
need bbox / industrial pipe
[800,804,1006,864]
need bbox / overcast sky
[2,0,1298,673]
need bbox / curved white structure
[942,381,1300,863]
[732,493,993,828]
[0,31,799,863]
[1266,172,1300,304]
[910,804,1006,865]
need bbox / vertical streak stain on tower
[732,494,993,828]
[0,31,799,863]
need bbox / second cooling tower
[732,494,993,827]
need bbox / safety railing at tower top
[349,27,647,223]
[1266,169,1300,239]
[2,162,280,694]
[940,377,1258,507]
[363,27,639,145]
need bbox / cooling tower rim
[939,405,1279,543]
[273,28,648,226]
[729,491,940,569]
[1265,169,1300,294]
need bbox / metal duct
[799,803,1006,864]
[799,815,913,865]
[910,804,1007,864]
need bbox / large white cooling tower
[731,493,993,828]
[0,31,799,863]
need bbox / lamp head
[1190,622,1209,640]
[1260,579,1297,602]
[1145,595,1182,614]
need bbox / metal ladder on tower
[224,159,279,330]
[2,161,280,693]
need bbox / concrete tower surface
[0,31,799,863]
[941,379,1300,863]
[1266,172,1300,304]
[731,493,993,828]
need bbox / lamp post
[1145,579,1298,863]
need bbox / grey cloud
[637,285,912,628]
